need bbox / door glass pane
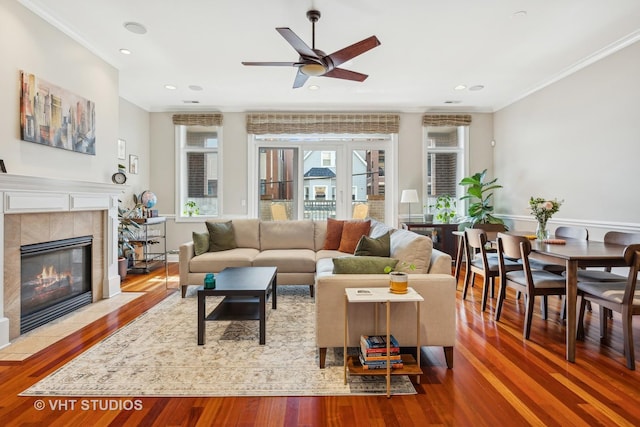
[258,148,297,221]
[352,149,385,222]
[303,150,337,220]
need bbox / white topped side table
[343,287,424,398]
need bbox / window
[321,151,335,167]
[249,135,396,222]
[176,124,222,219]
[423,126,467,218]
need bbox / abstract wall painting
[19,71,96,155]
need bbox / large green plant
[459,169,504,226]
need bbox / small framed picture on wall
[117,139,126,160]
[129,154,138,175]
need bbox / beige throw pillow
[390,229,432,273]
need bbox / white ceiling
[19,0,640,113]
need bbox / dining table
[526,237,628,362]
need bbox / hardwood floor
[1,264,639,426]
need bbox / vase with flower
[529,197,563,240]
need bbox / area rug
[21,286,416,397]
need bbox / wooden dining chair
[576,244,640,370]
[576,231,640,282]
[270,203,288,221]
[462,228,519,312]
[495,233,567,339]
[352,203,369,219]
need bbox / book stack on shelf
[359,334,403,370]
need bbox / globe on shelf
[140,190,157,209]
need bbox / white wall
[0,1,122,183]
[149,111,493,251]
[0,1,150,205]
[494,40,640,239]
[118,98,150,207]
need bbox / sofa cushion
[332,256,398,274]
[354,231,390,257]
[192,232,209,256]
[206,221,238,252]
[253,249,316,273]
[338,220,371,254]
[313,220,328,251]
[189,248,259,273]
[315,257,337,277]
[390,229,433,273]
[323,218,344,250]
[260,220,315,250]
[369,219,396,239]
[231,219,260,249]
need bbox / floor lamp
[401,189,419,222]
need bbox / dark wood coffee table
[197,266,277,345]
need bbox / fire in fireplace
[20,235,93,334]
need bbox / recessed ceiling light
[444,100,462,104]
[123,22,147,34]
[183,100,200,104]
[512,10,527,18]
[308,85,320,91]
[119,48,131,55]
[469,85,485,91]
[188,85,203,91]
[454,85,466,91]
[164,84,177,90]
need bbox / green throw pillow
[192,232,209,256]
[354,231,390,257]
[332,256,398,274]
[205,221,238,252]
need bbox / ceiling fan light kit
[242,9,380,88]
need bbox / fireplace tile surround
[0,174,122,347]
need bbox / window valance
[422,114,472,127]
[172,113,223,126]
[246,113,400,134]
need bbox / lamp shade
[400,189,419,204]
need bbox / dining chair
[352,203,369,219]
[270,203,288,221]
[576,231,640,282]
[462,228,520,312]
[495,233,567,339]
[576,243,640,370]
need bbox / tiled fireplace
[0,174,122,346]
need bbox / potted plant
[429,194,457,224]
[384,262,416,294]
[183,200,200,217]
[459,169,505,226]
[117,199,143,279]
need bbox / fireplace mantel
[0,173,124,348]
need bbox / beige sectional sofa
[179,218,456,368]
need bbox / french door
[249,136,395,222]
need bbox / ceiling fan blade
[293,69,310,88]
[323,68,368,82]
[327,36,381,67]
[276,28,320,60]
[242,61,298,66]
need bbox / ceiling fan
[242,10,381,88]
